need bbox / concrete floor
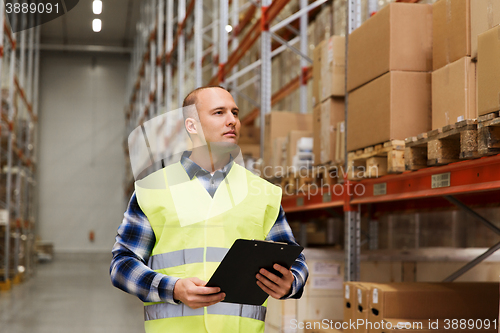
[0,254,144,333]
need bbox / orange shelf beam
[209,0,291,85]
[241,65,312,126]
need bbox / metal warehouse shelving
[124,0,494,286]
[0,9,40,291]
[124,0,330,197]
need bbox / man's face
[192,88,241,145]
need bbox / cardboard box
[313,104,322,165]
[272,137,287,177]
[368,282,499,333]
[335,122,345,163]
[239,144,260,159]
[263,112,313,176]
[319,98,345,164]
[287,130,313,168]
[433,0,470,70]
[471,0,500,59]
[477,25,500,116]
[347,3,432,92]
[313,40,325,107]
[354,284,372,333]
[432,56,476,130]
[239,126,260,144]
[320,36,345,101]
[343,282,357,333]
[297,295,344,330]
[265,297,297,331]
[347,71,431,152]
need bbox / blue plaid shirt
[110,152,308,304]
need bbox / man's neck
[189,144,231,173]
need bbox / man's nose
[226,113,237,126]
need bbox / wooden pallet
[347,140,405,180]
[404,120,478,171]
[312,161,344,186]
[478,111,500,156]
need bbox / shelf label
[431,172,451,189]
[312,261,340,275]
[345,285,350,299]
[373,183,387,196]
[311,276,343,290]
[296,197,304,207]
[372,288,379,304]
[323,193,332,203]
[357,289,362,305]
[0,209,7,226]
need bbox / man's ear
[185,118,198,135]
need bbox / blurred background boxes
[313,97,345,165]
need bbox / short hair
[182,85,229,109]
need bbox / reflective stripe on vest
[144,302,266,322]
[148,247,229,270]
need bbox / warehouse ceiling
[40,0,143,51]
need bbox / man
[110,86,308,333]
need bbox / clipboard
[206,239,304,306]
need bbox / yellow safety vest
[135,162,282,333]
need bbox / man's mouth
[224,131,236,137]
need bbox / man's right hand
[173,277,225,309]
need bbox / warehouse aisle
[0,255,144,333]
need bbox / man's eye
[233,112,238,117]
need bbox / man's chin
[208,140,240,153]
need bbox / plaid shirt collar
[180,150,234,180]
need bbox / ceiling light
[225,25,233,33]
[93,18,102,32]
[93,0,102,15]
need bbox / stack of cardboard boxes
[312,36,345,166]
[346,2,433,152]
[476,0,500,117]
[343,282,498,333]
[431,0,500,128]
[239,126,260,159]
[263,112,313,177]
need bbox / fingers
[256,271,280,294]
[184,291,226,309]
[193,285,222,295]
[273,264,292,277]
[256,265,294,299]
[258,268,280,284]
[256,280,280,299]
[189,277,208,286]
[187,277,221,295]
[186,292,226,304]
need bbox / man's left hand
[256,264,294,299]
